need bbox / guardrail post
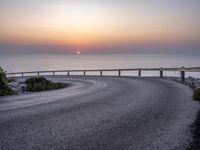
[180,66,185,83]
[138,69,141,77]
[53,71,55,76]
[160,68,163,78]
[118,70,121,76]
[83,70,86,76]
[100,70,103,76]
[21,73,24,77]
[37,72,40,76]
[67,70,70,76]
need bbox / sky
[0,0,199,54]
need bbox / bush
[25,77,66,92]
[0,67,16,96]
[193,88,200,101]
[0,84,16,96]
[0,67,7,84]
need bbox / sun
[76,51,80,55]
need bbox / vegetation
[193,88,200,101]
[188,110,200,150]
[0,67,16,96]
[25,77,66,92]
[1,67,66,96]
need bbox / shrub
[25,77,66,92]
[0,84,16,96]
[0,67,16,96]
[0,67,7,84]
[193,88,200,101]
[25,77,50,85]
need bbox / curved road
[0,76,199,150]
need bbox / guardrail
[6,67,200,83]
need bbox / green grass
[0,67,16,96]
[25,77,66,92]
[193,88,200,101]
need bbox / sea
[0,53,200,78]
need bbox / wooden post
[138,69,141,77]
[83,70,86,76]
[53,71,55,76]
[67,70,70,76]
[100,70,103,76]
[37,72,40,76]
[118,70,121,76]
[22,72,24,77]
[160,68,163,78]
[181,67,185,83]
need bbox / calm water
[1,53,200,77]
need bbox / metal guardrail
[6,67,200,83]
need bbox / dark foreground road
[0,76,199,150]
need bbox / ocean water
[0,53,200,77]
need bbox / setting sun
[0,1,200,150]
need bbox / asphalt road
[0,76,199,150]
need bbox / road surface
[0,76,199,150]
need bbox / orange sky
[0,0,199,53]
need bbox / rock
[8,82,27,94]
[165,76,200,89]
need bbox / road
[0,76,199,150]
